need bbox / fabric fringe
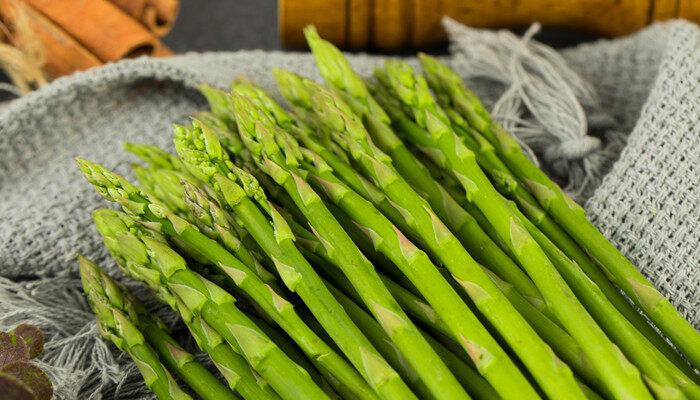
[0,274,157,399]
[443,17,626,201]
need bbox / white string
[443,17,619,200]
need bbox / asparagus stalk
[330,279,500,400]
[230,83,469,399]
[419,330,500,400]
[184,206,397,400]
[504,200,696,398]
[382,91,700,388]
[419,54,700,368]
[195,264,344,400]
[181,181,277,284]
[450,111,698,379]
[307,80,589,399]
[375,60,653,400]
[316,222,614,398]
[172,123,413,400]
[299,247,498,400]
[175,298,282,400]
[310,165,618,396]
[325,280,442,399]
[284,140,541,397]
[78,256,240,400]
[78,159,340,400]
[92,211,281,400]
[77,257,193,400]
[275,68,547,317]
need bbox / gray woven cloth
[0,19,697,399]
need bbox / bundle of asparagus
[75,26,699,400]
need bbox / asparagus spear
[172,123,413,400]
[260,76,540,397]
[90,208,328,400]
[81,159,379,400]
[314,218,616,398]
[230,83,469,400]
[78,256,240,400]
[446,106,697,374]
[292,142,540,397]
[79,159,339,400]
[92,211,281,400]
[419,53,700,368]
[77,257,193,400]
[375,60,655,400]
[308,80,590,399]
[124,142,185,172]
[287,32,551,320]
[175,298,282,400]
[181,181,277,284]
[379,86,698,385]
[199,84,236,129]
[131,163,195,215]
[504,201,696,398]
[126,139,275,285]
[275,68,548,317]
[298,246,498,400]
[180,195,398,400]
[303,26,390,125]
[309,237,608,400]
[324,281,440,399]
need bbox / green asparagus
[172,123,413,400]
[303,81,586,399]
[419,53,700,369]
[275,67,548,318]
[78,158,336,400]
[92,210,280,400]
[78,255,240,400]
[294,141,541,398]
[375,60,652,400]
[444,105,695,376]
[230,82,469,400]
[77,256,193,400]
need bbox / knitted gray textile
[0,20,697,399]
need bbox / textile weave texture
[0,19,697,399]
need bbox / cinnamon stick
[0,0,100,77]
[24,0,160,62]
[109,0,178,37]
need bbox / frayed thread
[0,275,155,399]
[443,17,624,201]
